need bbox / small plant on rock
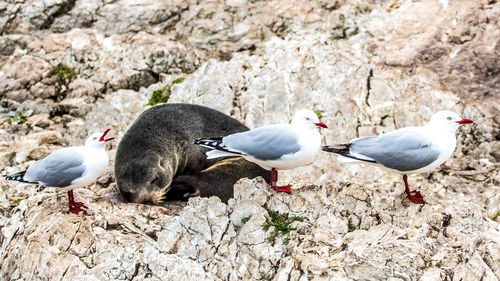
[4,112,27,124]
[49,64,77,101]
[348,222,357,232]
[491,211,500,222]
[262,208,307,244]
[241,215,252,224]
[147,77,185,106]
[51,64,77,85]
[313,109,326,120]
[11,198,23,205]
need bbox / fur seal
[171,157,271,202]
[114,103,270,204]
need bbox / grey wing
[24,148,86,187]
[350,128,440,172]
[223,125,301,160]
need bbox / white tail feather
[337,152,376,164]
[337,155,361,163]
[206,150,237,159]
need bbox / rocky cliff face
[0,0,499,280]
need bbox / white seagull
[194,109,328,193]
[4,129,115,214]
[322,111,473,204]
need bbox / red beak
[99,129,115,142]
[315,122,328,129]
[456,118,473,124]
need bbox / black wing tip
[322,144,350,153]
[194,138,225,150]
[321,146,336,152]
[4,171,35,183]
[194,138,245,156]
[193,138,209,145]
[322,144,377,164]
[194,137,223,145]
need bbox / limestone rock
[365,0,500,112]
[0,35,31,56]
[0,0,498,280]
[0,29,200,118]
[1,178,499,280]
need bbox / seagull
[4,129,115,214]
[322,111,473,204]
[194,109,328,193]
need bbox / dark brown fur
[171,157,271,203]
[114,103,270,204]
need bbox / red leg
[269,168,291,193]
[403,175,424,204]
[67,190,87,214]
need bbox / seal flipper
[169,158,271,203]
[167,176,201,201]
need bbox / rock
[54,98,90,117]
[0,55,52,99]
[26,131,63,145]
[0,0,499,280]
[67,78,105,99]
[2,0,76,33]
[26,146,52,160]
[27,114,52,129]
[365,0,499,114]
[0,150,15,168]
[1,178,499,280]
[0,29,201,114]
[0,35,31,56]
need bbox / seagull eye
[93,137,98,140]
[306,117,311,121]
[447,117,452,120]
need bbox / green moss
[313,109,326,120]
[262,208,307,244]
[147,87,171,106]
[348,223,356,232]
[51,64,77,85]
[11,198,23,205]
[171,77,185,85]
[491,211,500,222]
[241,215,252,224]
[4,112,27,124]
[146,77,185,106]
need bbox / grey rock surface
[0,0,499,280]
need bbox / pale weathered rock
[67,78,105,99]
[0,29,202,118]
[0,34,31,56]
[0,0,498,280]
[1,177,498,280]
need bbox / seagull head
[86,129,115,148]
[291,109,328,129]
[428,111,473,132]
